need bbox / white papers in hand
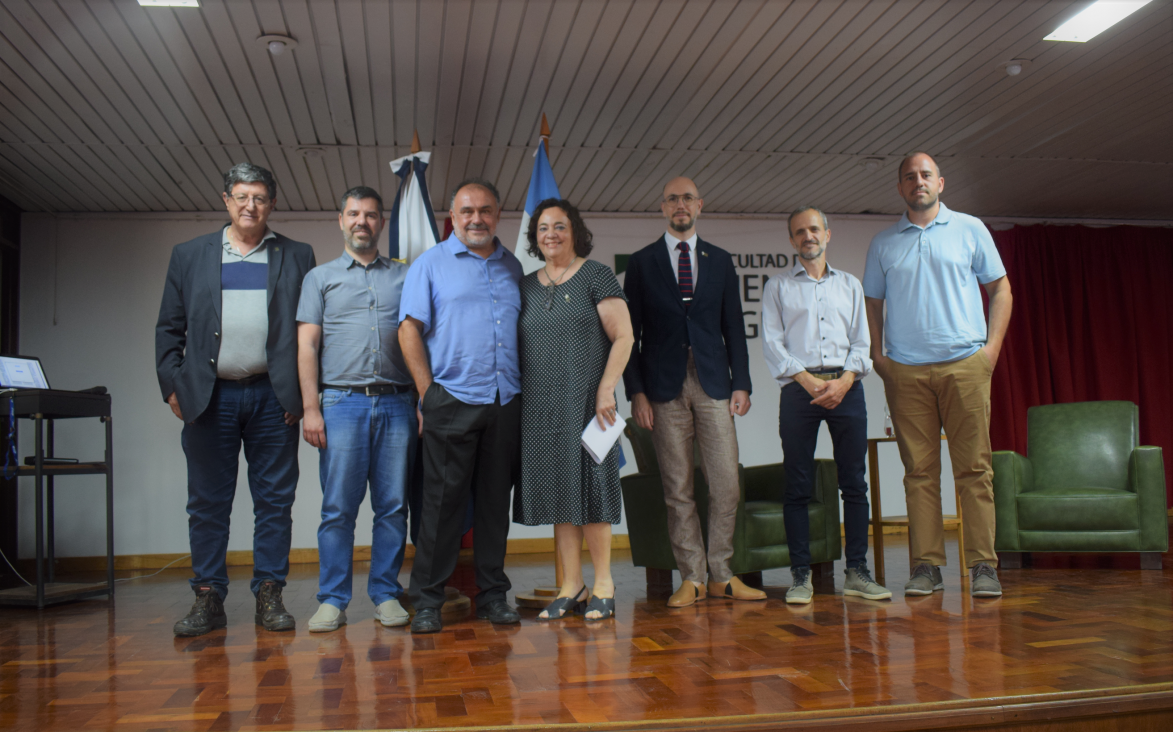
[581,416,625,464]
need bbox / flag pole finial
[411,129,422,154]
[540,113,551,155]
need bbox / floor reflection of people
[310,630,357,727]
[907,592,951,701]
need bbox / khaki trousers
[650,353,740,584]
[880,351,996,568]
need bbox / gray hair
[340,185,384,213]
[449,177,501,209]
[787,205,829,235]
[223,163,276,201]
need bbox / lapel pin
[701,250,709,257]
[564,293,570,301]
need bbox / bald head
[663,176,699,199]
[897,151,944,216]
[661,177,703,237]
[898,152,940,181]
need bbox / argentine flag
[387,151,440,264]
[513,141,560,275]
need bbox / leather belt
[322,383,413,396]
[808,369,844,381]
[220,373,268,386]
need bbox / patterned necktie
[676,241,693,302]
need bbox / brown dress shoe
[708,576,767,601]
[667,580,707,607]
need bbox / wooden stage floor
[2,533,1172,732]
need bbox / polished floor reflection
[2,534,1171,731]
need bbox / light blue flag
[513,141,561,276]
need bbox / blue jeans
[317,389,416,609]
[181,376,299,599]
[778,380,870,570]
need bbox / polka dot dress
[515,258,626,527]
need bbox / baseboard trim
[21,534,632,573]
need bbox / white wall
[17,209,948,559]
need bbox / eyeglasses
[663,194,698,206]
[229,193,272,207]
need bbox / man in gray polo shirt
[297,186,416,631]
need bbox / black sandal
[539,587,587,619]
[582,595,615,621]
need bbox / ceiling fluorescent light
[1044,0,1152,42]
[138,1,199,7]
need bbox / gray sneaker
[843,566,892,600]
[786,567,813,605]
[308,603,346,632]
[904,563,944,596]
[971,563,1003,597]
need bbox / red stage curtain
[988,224,1173,505]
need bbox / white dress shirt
[762,262,872,387]
[664,232,698,284]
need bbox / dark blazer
[622,236,751,403]
[155,228,316,422]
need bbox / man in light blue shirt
[398,178,523,633]
[762,206,889,605]
[863,152,1013,598]
[297,186,416,632]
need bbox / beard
[799,243,826,261]
[460,225,494,248]
[345,228,377,251]
[905,190,938,212]
[669,214,695,233]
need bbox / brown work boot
[667,579,707,607]
[708,576,767,601]
[173,585,226,637]
[254,580,295,631]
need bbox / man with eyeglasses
[622,176,762,608]
[157,162,317,637]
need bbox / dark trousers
[779,380,869,570]
[409,384,520,611]
[181,376,299,599]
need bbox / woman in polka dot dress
[516,198,634,621]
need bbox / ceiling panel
[0,0,1168,219]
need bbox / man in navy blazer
[156,163,316,637]
[622,176,763,607]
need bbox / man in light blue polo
[297,186,416,631]
[398,178,523,634]
[863,152,1013,598]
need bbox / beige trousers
[880,350,997,568]
[650,353,740,584]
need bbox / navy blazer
[622,236,752,403]
[155,228,316,422]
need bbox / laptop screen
[0,356,50,389]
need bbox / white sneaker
[308,603,346,632]
[374,598,410,627]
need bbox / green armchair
[993,401,1168,569]
[620,419,842,593]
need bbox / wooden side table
[867,435,964,585]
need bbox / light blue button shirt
[761,263,871,387]
[398,233,523,405]
[862,202,1006,366]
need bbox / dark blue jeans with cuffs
[779,377,870,572]
[181,375,299,599]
